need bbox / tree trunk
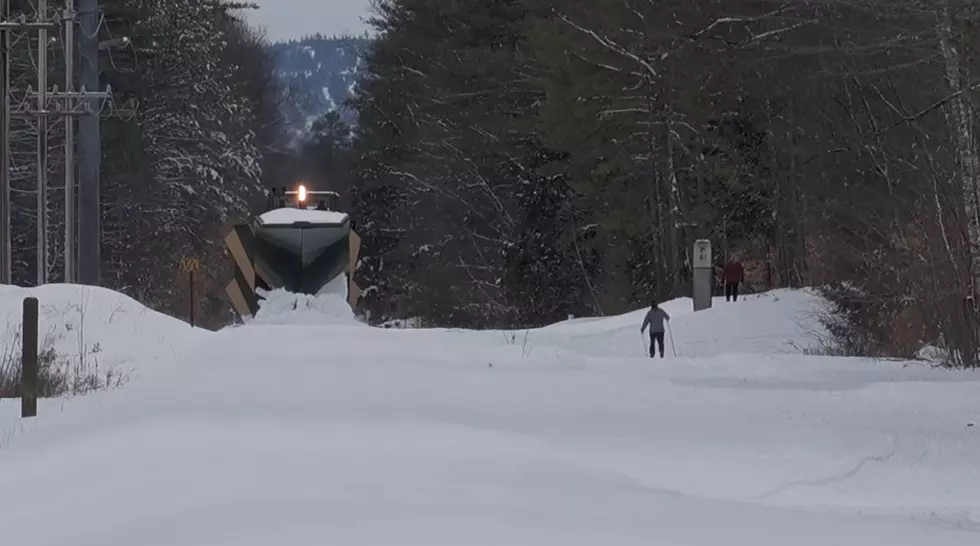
[936,0,980,365]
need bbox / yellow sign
[180,257,200,273]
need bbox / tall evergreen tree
[352,0,587,326]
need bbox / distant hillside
[268,34,370,142]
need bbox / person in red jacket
[723,257,744,302]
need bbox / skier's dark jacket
[641,307,670,333]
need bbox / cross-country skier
[640,299,670,358]
[723,256,744,302]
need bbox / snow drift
[1,285,979,545]
[499,288,828,358]
[0,283,205,378]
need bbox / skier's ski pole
[667,322,678,356]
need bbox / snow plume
[251,277,358,326]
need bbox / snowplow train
[224,185,361,318]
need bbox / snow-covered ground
[0,284,206,439]
[1,285,979,544]
[0,283,204,377]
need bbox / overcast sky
[246,0,373,42]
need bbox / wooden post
[189,269,195,327]
[21,296,38,418]
[180,257,200,327]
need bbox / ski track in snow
[1,285,979,544]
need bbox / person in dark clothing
[640,299,671,358]
[723,257,744,302]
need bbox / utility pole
[36,0,48,286]
[1,0,110,286]
[0,0,10,284]
[77,0,98,285]
[63,0,74,282]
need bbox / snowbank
[0,284,206,378]
[2,287,980,544]
[500,288,827,358]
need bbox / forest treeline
[348,0,980,367]
[4,0,980,367]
